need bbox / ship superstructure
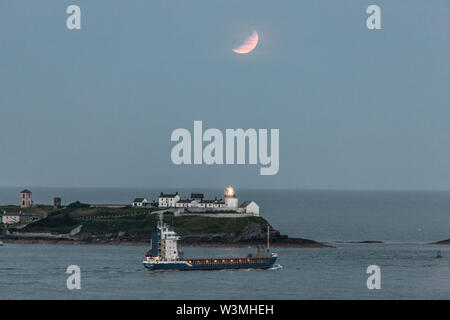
[142,213,277,271]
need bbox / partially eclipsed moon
[232,31,259,54]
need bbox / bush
[67,201,90,209]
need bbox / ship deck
[185,256,273,266]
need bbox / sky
[1,0,450,190]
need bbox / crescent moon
[232,31,259,54]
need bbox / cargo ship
[142,213,277,271]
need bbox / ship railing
[185,257,269,265]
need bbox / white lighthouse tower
[224,186,238,209]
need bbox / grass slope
[13,203,268,237]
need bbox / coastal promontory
[0,202,331,248]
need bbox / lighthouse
[224,186,238,208]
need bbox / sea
[1,187,450,299]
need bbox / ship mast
[158,211,163,228]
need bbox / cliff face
[175,221,327,247]
[179,221,276,244]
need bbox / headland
[1,188,333,248]
[0,202,331,248]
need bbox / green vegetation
[16,202,158,235]
[80,214,267,237]
[71,206,158,218]
[11,201,268,238]
[46,202,158,218]
[67,201,90,209]
[81,214,155,236]
[173,216,266,235]
[12,214,80,234]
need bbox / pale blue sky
[1,0,450,190]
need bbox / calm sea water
[1,187,450,299]
[1,243,449,299]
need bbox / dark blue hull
[143,256,277,271]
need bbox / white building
[175,199,194,208]
[158,192,180,208]
[132,198,149,207]
[1,212,42,225]
[198,199,226,209]
[173,198,227,210]
[1,213,20,224]
[239,201,259,216]
[157,187,259,216]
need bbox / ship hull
[143,256,277,271]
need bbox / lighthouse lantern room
[224,186,239,208]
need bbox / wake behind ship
[142,213,277,271]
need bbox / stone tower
[53,197,62,209]
[20,189,32,208]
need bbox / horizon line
[0,185,450,193]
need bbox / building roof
[20,189,32,194]
[1,212,41,216]
[21,212,42,216]
[240,201,255,208]
[178,199,193,203]
[159,192,179,198]
[191,193,204,199]
[133,198,147,203]
[1,213,21,217]
[200,199,225,204]
[200,200,216,204]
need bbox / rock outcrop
[2,218,332,247]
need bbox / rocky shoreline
[1,229,333,248]
[0,237,332,248]
[430,239,450,245]
[1,219,333,248]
